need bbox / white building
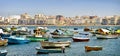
[0,16,5,24]
[8,15,20,25]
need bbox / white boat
[72,35,90,42]
[96,34,118,39]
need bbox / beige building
[21,13,31,19]
[46,18,56,25]
[34,14,46,20]
[8,15,20,25]
[56,15,65,25]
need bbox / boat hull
[96,35,118,39]
[72,38,89,42]
[5,38,30,44]
[36,47,64,54]
[41,41,71,48]
[26,35,48,42]
[52,35,73,38]
[85,46,102,51]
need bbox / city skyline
[0,0,120,17]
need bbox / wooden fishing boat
[0,39,8,46]
[0,29,11,38]
[40,41,71,48]
[74,28,78,30]
[36,47,65,54]
[4,36,30,44]
[27,27,49,42]
[72,38,89,42]
[96,34,118,39]
[0,50,7,56]
[12,27,30,35]
[12,31,29,35]
[72,35,90,42]
[26,35,48,42]
[51,29,74,38]
[84,27,92,32]
[85,46,102,51]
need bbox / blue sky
[0,0,120,17]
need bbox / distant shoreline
[0,25,120,27]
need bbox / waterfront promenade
[0,25,120,27]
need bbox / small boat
[4,36,30,44]
[72,38,89,42]
[96,34,118,39]
[95,28,110,35]
[12,27,30,35]
[0,50,7,56]
[27,27,49,42]
[12,31,30,35]
[40,41,71,48]
[26,35,48,42]
[51,28,74,37]
[85,46,102,51]
[0,33,11,38]
[36,47,65,54]
[84,27,92,31]
[72,35,90,42]
[0,39,8,46]
[74,28,78,30]
[0,29,11,38]
[52,35,73,38]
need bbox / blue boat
[74,28,78,30]
[0,50,7,56]
[4,36,30,44]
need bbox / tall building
[36,19,45,25]
[0,16,5,24]
[18,19,28,25]
[56,15,65,25]
[34,14,46,20]
[21,13,31,19]
[27,19,36,25]
[101,18,108,25]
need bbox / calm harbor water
[0,26,120,56]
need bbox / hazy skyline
[0,0,120,17]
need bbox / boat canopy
[37,27,44,29]
[53,29,73,35]
[99,28,110,32]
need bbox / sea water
[0,26,120,56]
